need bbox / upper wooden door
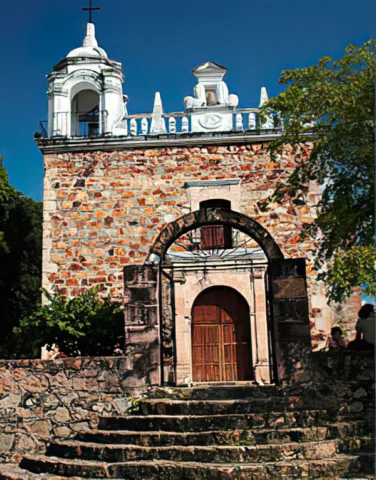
[192,287,253,382]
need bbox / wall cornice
[36,131,282,154]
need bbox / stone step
[98,409,336,432]
[76,422,368,447]
[148,385,278,401]
[136,397,335,416]
[0,463,89,480]
[18,453,375,479]
[338,437,375,454]
[47,439,338,463]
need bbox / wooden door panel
[221,310,233,324]
[192,324,220,382]
[222,323,234,343]
[192,287,253,382]
[194,305,220,324]
[223,364,236,382]
[223,343,234,362]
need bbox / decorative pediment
[192,61,227,77]
[184,61,239,114]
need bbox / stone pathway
[0,385,374,479]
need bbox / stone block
[70,421,91,433]
[272,278,307,299]
[15,434,39,453]
[54,407,71,423]
[0,394,21,409]
[0,434,15,453]
[30,420,52,438]
[54,426,71,437]
[19,375,49,393]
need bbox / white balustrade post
[169,117,176,133]
[141,118,148,135]
[235,113,243,131]
[181,116,189,133]
[130,118,137,136]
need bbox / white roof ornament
[67,22,108,59]
[259,87,274,129]
[184,60,239,112]
[83,23,98,48]
[150,92,166,134]
[259,87,269,106]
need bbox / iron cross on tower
[82,0,101,23]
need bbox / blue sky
[0,0,373,201]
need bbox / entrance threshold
[189,381,264,387]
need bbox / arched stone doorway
[148,207,284,262]
[192,287,253,382]
[123,207,311,387]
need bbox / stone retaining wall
[0,357,142,463]
[286,351,375,423]
[0,353,373,463]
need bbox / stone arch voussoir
[148,208,284,262]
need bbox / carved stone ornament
[198,114,222,130]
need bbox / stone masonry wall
[0,357,144,463]
[42,141,359,335]
[43,142,317,296]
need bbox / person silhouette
[354,304,375,350]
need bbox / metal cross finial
[82,0,101,23]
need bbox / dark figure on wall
[356,304,374,349]
[329,327,346,351]
[347,304,375,351]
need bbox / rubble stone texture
[0,358,143,463]
[0,352,373,478]
[42,141,359,339]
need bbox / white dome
[67,46,108,59]
[67,23,107,60]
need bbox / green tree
[260,40,375,302]
[0,159,18,254]
[0,159,43,355]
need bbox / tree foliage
[0,159,43,355]
[260,40,375,302]
[13,288,125,359]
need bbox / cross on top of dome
[82,0,101,24]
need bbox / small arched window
[199,200,232,250]
[71,89,100,137]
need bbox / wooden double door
[192,287,253,382]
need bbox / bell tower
[47,8,128,138]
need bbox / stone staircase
[0,385,374,479]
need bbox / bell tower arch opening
[71,86,100,137]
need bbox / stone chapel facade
[37,22,360,387]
